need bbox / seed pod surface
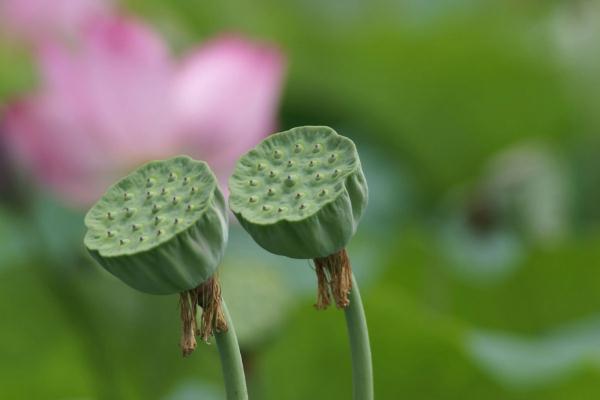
[229,126,368,258]
[84,156,228,294]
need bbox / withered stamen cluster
[314,248,352,310]
[179,275,227,357]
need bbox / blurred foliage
[2,0,600,399]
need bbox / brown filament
[313,248,353,310]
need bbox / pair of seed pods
[84,126,368,354]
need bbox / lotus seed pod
[84,156,228,295]
[229,126,368,259]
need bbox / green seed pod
[84,156,228,295]
[229,126,368,259]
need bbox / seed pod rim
[84,155,219,257]
[228,125,362,225]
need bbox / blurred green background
[2,0,600,399]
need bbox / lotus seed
[119,239,126,245]
[161,188,167,195]
[313,144,321,152]
[287,160,293,167]
[186,204,193,211]
[262,205,269,211]
[315,173,321,181]
[183,176,189,184]
[172,196,178,204]
[191,186,197,194]
[309,160,314,168]
[168,172,176,181]
[107,230,114,237]
[277,207,284,212]
[273,149,281,159]
[300,203,306,209]
[285,175,295,186]
[154,216,161,225]
[124,192,131,201]
[329,154,336,162]
[249,179,257,186]
[269,170,276,178]
[294,144,302,153]
[139,236,144,242]
[257,163,264,171]
[249,196,257,203]
[157,230,163,236]
[152,204,160,213]
[320,189,327,196]
[107,212,114,220]
[146,178,154,187]
[146,191,153,199]
[333,169,339,176]
[295,192,303,199]
[268,188,274,196]
[124,207,134,217]
[174,218,179,225]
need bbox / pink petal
[0,0,112,44]
[171,35,286,191]
[2,16,178,206]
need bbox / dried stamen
[313,248,352,309]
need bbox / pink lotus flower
[2,16,286,207]
[0,0,112,44]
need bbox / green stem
[344,273,374,400]
[215,300,248,400]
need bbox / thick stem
[344,273,374,400]
[215,300,248,400]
